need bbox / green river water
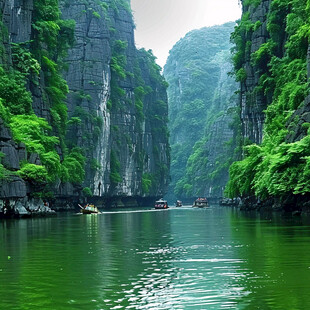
[1,205,310,309]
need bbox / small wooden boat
[175,200,182,207]
[192,197,209,208]
[155,199,169,209]
[79,204,100,214]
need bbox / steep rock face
[164,23,238,199]
[1,0,50,118]
[239,0,271,144]
[0,0,33,46]
[0,0,32,200]
[60,0,114,195]
[200,61,238,197]
[61,0,169,199]
[0,0,169,213]
[227,0,310,209]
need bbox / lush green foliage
[10,115,59,183]
[110,150,122,185]
[61,148,86,184]
[11,43,41,75]
[32,0,75,59]
[226,0,310,199]
[9,115,85,184]
[164,23,237,198]
[142,173,153,194]
[0,66,32,115]
[82,187,93,197]
[0,0,86,190]
[10,115,59,154]
[18,163,48,183]
[0,152,8,180]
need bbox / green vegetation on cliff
[164,23,238,199]
[0,0,170,200]
[227,0,310,201]
[110,44,169,194]
[0,0,84,191]
[137,49,170,195]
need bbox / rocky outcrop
[0,198,56,218]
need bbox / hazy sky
[131,0,242,67]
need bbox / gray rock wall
[0,0,170,211]
[239,0,272,144]
[0,1,30,201]
[61,1,114,194]
[62,0,169,198]
[0,0,33,46]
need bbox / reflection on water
[1,206,310,309]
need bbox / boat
[79,204,100,214]
[175,200,182,207]
[155,199,169,209]
[192,197,209,208]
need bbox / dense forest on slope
[226,0,310,210]
[0,0,169,212]
[164,22,238,200]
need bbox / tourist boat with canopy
[79,204,100,214]
[155,199,169,209]
[175,200,182,207]
[192,197,209,208]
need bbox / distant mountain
[164,22,238,200]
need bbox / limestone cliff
[164,23,238,200]
[0,0,169,214]
[61,0,169,200]
[237,0,272,144]
[227,0,310,211]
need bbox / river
[1,205,310,309]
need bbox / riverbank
[0,195,160,218]
[233,194,310,214]
[0,198,56,218]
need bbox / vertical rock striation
[61,0,169,201]
[0,0,170,214]
[238,0,272,144]
[0,0,32,201]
